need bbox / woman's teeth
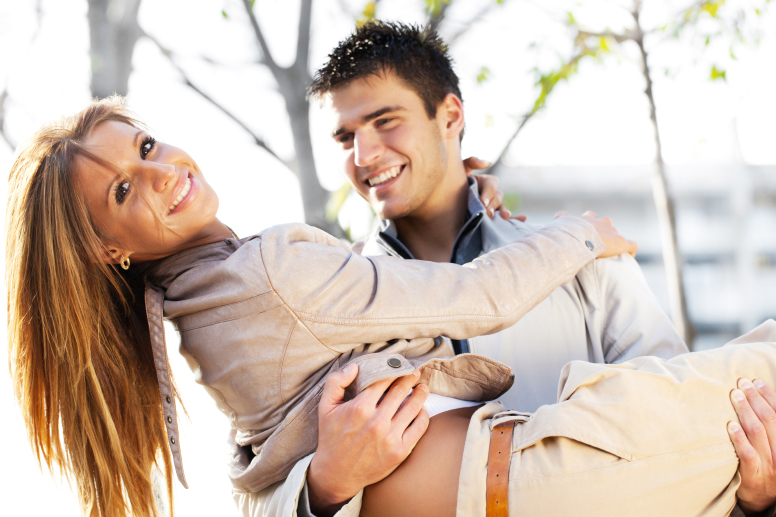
[367,166,402,187]
[168,177,191,213]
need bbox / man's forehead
[324,75,419,130]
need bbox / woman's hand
[555,210,638,258]
[463,157,526,221]
[728,378,776,515]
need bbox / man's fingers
[554,210,569,219]
[740,379,776,449]
[498,207,511,220]
[376,371,421,417]
[754,379,776,410]
[392,383,430,430]
[732,388,770,448]
[401,406,431,452]
[729,421,759,467]
[582,210,598,219]
[511,214,527,222]
[320,363,359,411]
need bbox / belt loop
[486,420,516,517]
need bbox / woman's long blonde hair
[6,97,175,517]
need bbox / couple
[6,21,776,517]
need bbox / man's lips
[366,165,404,188]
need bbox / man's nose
[353,131,383,168]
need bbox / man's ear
[439,93,465,140]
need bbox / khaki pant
[457,320,776,517]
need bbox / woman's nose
[148,163,177,193]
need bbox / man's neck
[393,178,470,263]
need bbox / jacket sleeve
[232,453,363,517]
[259,216,603,352]
[592,253,690,363]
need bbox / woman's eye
[116,181,130,204]
[140,136,156,159]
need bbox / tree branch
[489,112,533,175]
[0,88,15,150]
[294,0,313,74]
[427,1,453,32]
[241,0,282,77]
[446,1,501,46]
[144,32,284,163]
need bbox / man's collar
[374,177,486,261]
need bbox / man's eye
[116,181,130,204]
[140,136,156,159]
[339,135,353,145]
[376,118,391,126]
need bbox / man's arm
[593,253,689,363]
[233,369,429,517]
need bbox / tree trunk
[87,0,142,98]
[282,84,345,237]
[634,6,695,347]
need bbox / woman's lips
[168,174,199,215]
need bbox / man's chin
[374,203,412,221]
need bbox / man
[234,22,776,517]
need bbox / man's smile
[366,164,405,188]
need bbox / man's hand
[555,210,638,258]
[463,157,526,221]
[307,364,430,517]
[729,378,776,515]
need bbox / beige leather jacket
[143,216,603,493]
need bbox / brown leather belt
[486,420,516,517]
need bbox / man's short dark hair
[308,21,462,119]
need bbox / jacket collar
[368,178,487,263]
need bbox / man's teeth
[168,177,191,213]
[367,166,402,187]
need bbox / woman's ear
[439,93,465,140]
[99,243,129,265]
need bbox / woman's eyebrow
[105,173,121,206]
[133,130,144,147]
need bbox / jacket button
[585,240,595,251]
[167,416,172,424]
[170,437,176,445]
[387,358,402,368]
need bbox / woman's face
[76,120,222,263]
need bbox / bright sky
[1,0,775,514]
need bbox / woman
[7,98,775,517]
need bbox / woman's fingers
[554,210,569,219]
[463,156,492,174]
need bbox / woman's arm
[260,216,607,351]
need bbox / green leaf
[326,182,352,223]
[249,0,256,9]
[566,12,577,26]
[476,66,491,84]
[710,65,727,81]
[730,45,737,59]
[221,9,228,19]
[704,35,710,46]
[362,1,376,20]
[700,0,726,18]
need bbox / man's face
[326,72,454,221]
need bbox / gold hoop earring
[120,255,130,270]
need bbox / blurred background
[1,0,775,514]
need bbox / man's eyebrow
[332,106,406,137]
